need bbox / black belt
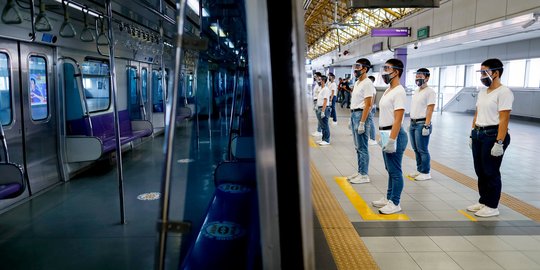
[318,106,323,109]
[379,126,392,130]
[474,125,498,130]
[351,108,363,112]
[411,118,426,123]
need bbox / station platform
[309,105,540,270]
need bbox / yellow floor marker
[308,137,318,148]
[335,177,409,221]
[405,175,416,182]
[457,210,478,222]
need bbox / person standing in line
[407,68,436,181]
[328,73,338,125]
[316,75,331,146]
[367,75,378,145]
[347,58,375,184]
[311,72,323,137]
[337,77,344,103]
[341,77,352,109]
[467,58,513,218]
[371,58,408,215]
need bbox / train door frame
[19,42,60,194]
[0,39,30,209]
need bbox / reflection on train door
[127,66,141,120]
[20,43,60,193]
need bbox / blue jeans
[471,128,510,208]
[351,111,372,175]
[409,121,431,174]
[330,96,337,122]
[367,106,376,140]
[382,128,408,205]
[341,92,350,108]
[316,107,331,142]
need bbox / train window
[29,56,49,121]
[81,60,110,112]
[527,58,540,88]
[127,66,140,119]
[152,69,165,112]
[141,68,148,103]
[0,53,11,125]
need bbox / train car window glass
[527,58,540,88]
[0,53,12,125]
[29,56,49,121]
[505,59,525,88]
[81,60,110,112]
[141,68,148,103]
[152,69,164,112]
[127,66,140,119]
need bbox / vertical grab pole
[155,0,187,269]
[105,0,126,224]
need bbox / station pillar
[394,47,407,86]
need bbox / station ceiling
[303,0,420,59]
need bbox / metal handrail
[0,120,10,163]
[155,0,187,269]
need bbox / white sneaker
[368,139,378,146]
[415,173,432,181]
[318,141,330,146]
[372,197,389,208]
[347,172,359,180]
[332,121,338,125]
[379,201,402,214]
[408,171,421,178]
[466,203,485,212]
[349,174,370,184]
[311,131,322,137]
[474,206,499,217]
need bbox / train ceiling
[303,0,420,59]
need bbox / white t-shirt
[410,86,436,119]
[313,84,321,100]
[350,77,375,110]
[475,85,513,126]
[316,86,330,107]
[328,81,337,97]
[378,85,406,127]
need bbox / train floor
[309,105,540,270]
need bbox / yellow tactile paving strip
[311,162,379,270]
[404,149,540,222]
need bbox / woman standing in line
[371,58,408,215]
[467,58,513,218]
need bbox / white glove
[491,142,504,157]
[382,138,396,153]
[348,122,352,130]
[422,125,430,136]
[357,121,365,134]
[321,111,326,118]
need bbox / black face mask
[354,70,362,78]
[317,82,322,86]
[480,76,492,87]
[415,79,425,87]
[381,73,394,84]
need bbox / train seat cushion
[0,183,23,200]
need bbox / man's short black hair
[356,58,372,72]
[320,75,328,83]
[385,58,404,77]
[328,72,335,78]
[314,72,322,77]
[481,58,504,77]
[416,68,430,78]
[368,75,375,82]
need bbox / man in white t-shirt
[311,72,322,137]
[316,75,331,145]
[467,58,513,218]
[407,68,436,181]
[347,58,375,184]
[328,73,338,125]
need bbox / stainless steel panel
[19,43,60,193]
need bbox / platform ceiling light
[187,0,209,17]
[59,1,76,37]
[1,0,22,24]
[522,12,540,29]
[35,0,52,32]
